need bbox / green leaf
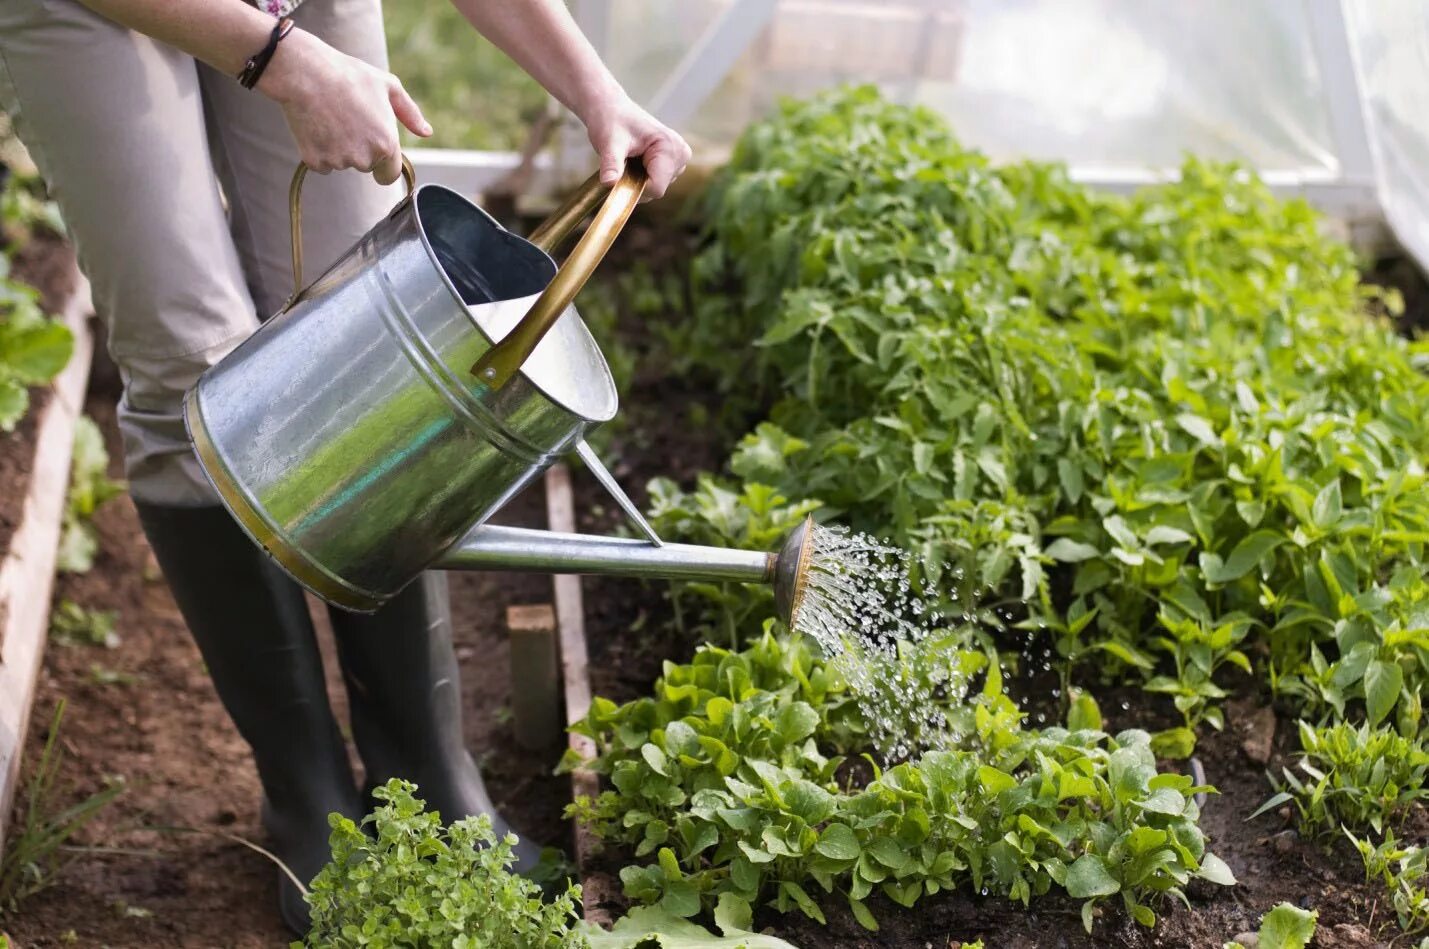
[774,702,819,744]
[1139,787,1186,816]
[712,892,752,934]
[1196,852,1236,886]
[1203,531,1284,583]
[847,895,879,931]
[1144,526,1194,547]
[1256,903,1317,949]
[1175,413,1220,446]
[0,378,27,431]
[1310,480,1342,530]
[0,319,72,384]
[1065,854,1120,898]
[814,823,860,861]
[976,765,1017,795]
[1364,659,1403,727]
[1246,791,1294,822]
[1067,691,1103,731]
[1045,538,1100,563]
[1150,727,1196,759]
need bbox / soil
[0,234,77,559]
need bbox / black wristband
[237,16,295,90]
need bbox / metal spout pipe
[436,516,815,628]
[437,524,775,584]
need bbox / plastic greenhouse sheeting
[1347,0,1429,268]
[590,0,1429,265]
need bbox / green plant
[652,86,1429,757]
[0,701,124,915]
[0,253,72,431]
[566,632,1232,935]
[1224,902,1317,949]
[49,600,118,649]
[301,779,585,949]
[1253,720,1429,836]
[1347,829,1429,935]
[56,414,125,574]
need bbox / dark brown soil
[0,235,76,558]
[3,390,572,947]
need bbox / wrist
[569,78,630,128]
[255,27,319,104]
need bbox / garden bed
[0,236,90,848]
[561,204,1408,946]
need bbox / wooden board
[543,462,617,925]
[507,603,562,750]
[0,265,94,848]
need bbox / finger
[372,150,402,186]
[599,132,632,186]
[389,78,432,137]
[640,143,679,201]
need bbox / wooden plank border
[543,462,617,925]
[0,262,94,849]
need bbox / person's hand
[580,93,691,201]
[258,28,431,185]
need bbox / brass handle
[287,156,417,305]
[469,159,647,388]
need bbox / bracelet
[237,16,295,90]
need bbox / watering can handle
[469,160,648,389]
[286,156,417,306]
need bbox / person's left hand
[579,94,691,201]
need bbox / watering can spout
[436,515,816,627]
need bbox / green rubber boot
[327,572,541,870]
[135,503,362,936]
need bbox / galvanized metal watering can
[184,158,815,623]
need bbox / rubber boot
[135,503,363,935]
[327,572,541,869]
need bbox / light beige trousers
[0,0,401,504]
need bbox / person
[0,0,691,933]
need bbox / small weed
[1252,721,1429,837]
[1347,830,1429,936]
[110,899,151,919]
[87,664,137,687]
[49,601,118,649]
[56,415,125,575]
[0,701,124,915]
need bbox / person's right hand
[258,28,431,185]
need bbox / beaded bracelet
[237,16,295,90]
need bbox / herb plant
[301,779,585,949]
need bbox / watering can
[183,157,815,625]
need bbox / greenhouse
[1,1,1427,947]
